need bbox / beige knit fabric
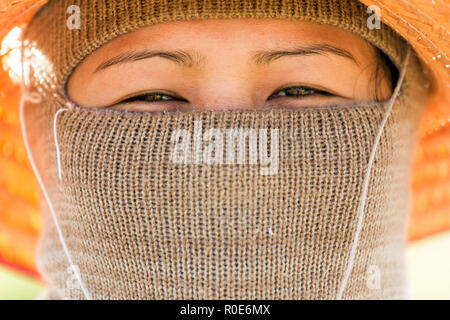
[21,0,428,299]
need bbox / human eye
[268,85,332,100]
[112,90,188,112]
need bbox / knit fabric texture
[21,0,427,299]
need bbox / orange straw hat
[0,0,448,279]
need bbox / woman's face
[67,19,392,112]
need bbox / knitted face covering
[21,0,429,300]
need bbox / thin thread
[19,95,92,300]
[336,47,411,300]
[19,39,92,300]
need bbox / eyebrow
[94,44,358,73]
[94,50,203,72]
[252,44,359,66]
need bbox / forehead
[77,18,375,68]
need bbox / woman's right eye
[120,92,185,104]
[110,91,189,112]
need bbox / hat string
[336,47,411,300]
[19,37,92,300]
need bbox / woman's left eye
[268,86,330,100]
[120,92,181,103]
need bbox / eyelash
[121,92,187,104]
[119,86,331,104]
[267,86,331,100]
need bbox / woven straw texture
[361,0,449,137]
[0,0,46,39]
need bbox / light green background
[1,231,449,299]
[0,264,43,299]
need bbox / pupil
[149,94,163,101]
[286,88,312,96]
